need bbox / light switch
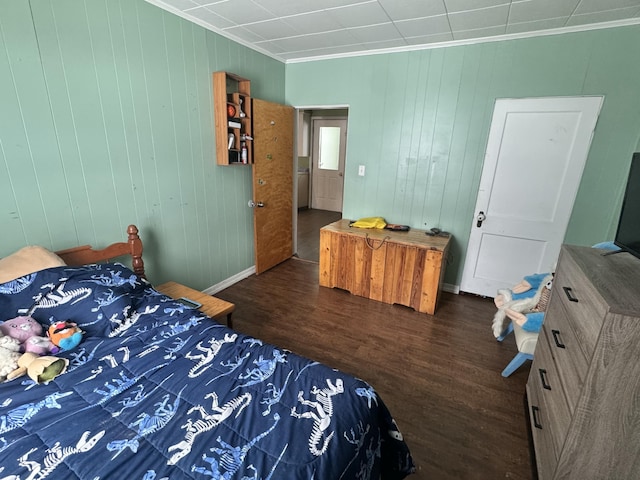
[358,165,365,176]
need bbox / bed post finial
[127,225,145,278]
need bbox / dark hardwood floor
[296,208,341,262]
[216,259,534,480]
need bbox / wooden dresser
[319,219,450,315]
[526,245,640,479]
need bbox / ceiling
[146,0,640,63]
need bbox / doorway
[295,108,348,262]
[460,96,603,297]
[311,118,347,211]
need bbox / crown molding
[144,0,286,63]
[285,17,640,64]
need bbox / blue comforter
[0,263,414,479]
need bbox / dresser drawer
[541,302,588,411]
[528,245,640,480]
[553,249,606,358]
[531,327,572,454]
[526,383,557,480]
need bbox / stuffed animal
[0,331,22,382]
[0,316,55,355]
[6,352,69,384]
[492,273,553,338]
[48,321,83,352]
[494,273,551,308]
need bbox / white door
[311,119,346,212]
[460,96,603,297]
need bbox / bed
[0,225,415,479]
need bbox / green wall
[0,0,285,289]
[3,1,640,291]
[286,26,640,286]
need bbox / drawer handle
[538,368,551,390]
[563,286,579,302]
[531,405,543,429]
[551,329,566,349]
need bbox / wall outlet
[358,165,365,176]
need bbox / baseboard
[443,283,460,294]
[203,266,255,295]
[205,269,461,297]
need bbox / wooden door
[460,96,603,297]
[252,98,294,274]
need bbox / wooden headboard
[55,224,145,278]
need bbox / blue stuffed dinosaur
[492,273,553,338]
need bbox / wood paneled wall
[3,0,640,293]
[285,26,640,287]
[0,0,285,289]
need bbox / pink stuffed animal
[0,316,56,355]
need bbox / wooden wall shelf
[213,71,252,165]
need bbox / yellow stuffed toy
[349,217,387,229]
[7,352,69,384]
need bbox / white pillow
[0,246,66,284]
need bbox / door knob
[248,200,265,208]
[476,211,486,227]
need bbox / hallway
[296,209,341,262]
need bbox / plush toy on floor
[492,273,553,338]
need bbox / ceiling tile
[224,28,265,43]
[452,25,507,39]
[574,0,640,15]
[247,40,287,54]
[567,6,640,25]
[189,0,227,5]
[203,0,275,25]
[348,23,403,43]
[509,0,580,24]
[445,0,510,13]
[253,0,361,17]
[147,0,640,62]
[405,32,455,44]
[394,15,452,38]
[264,29,360,51]
[285,11,342,35]
[159,0,200,11]
[448,4,510,31]
[231,18,300,39]
[327,2,391,28]
[377,0,447,21]
[506,16,568,34]
[363,38,408,48]
[187,7,236,29]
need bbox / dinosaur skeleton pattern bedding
[0,261,414,479]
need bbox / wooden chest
[319,219,450,315]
